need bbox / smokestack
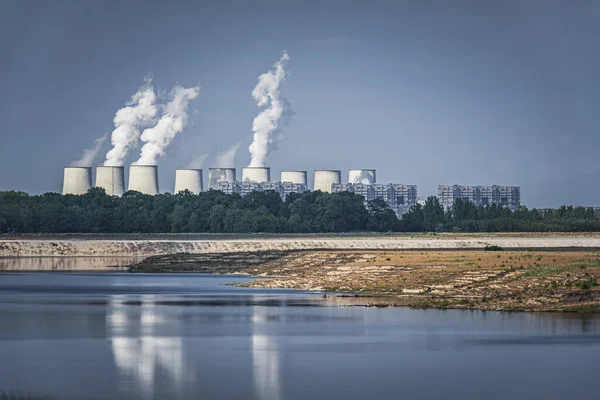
[128,165,159,195]
[314,170,341,193]
[174,169,203,194]
[243,167,271,183]
[281,171,308,185]
[62,167,92,195]
[208,168,236,189]
[349,169,377,185]
[95,166,125,197]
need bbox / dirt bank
[2,233,600,257]
[130,249,600,313]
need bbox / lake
[0,271,598,400]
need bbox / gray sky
[1,0,599,207]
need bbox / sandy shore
[129,248,600,312]
[2,233,600,257]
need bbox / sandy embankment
[2,233,600,257]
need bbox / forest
[0,189,599,234]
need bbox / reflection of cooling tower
[128,165,159,195]
[281,171,308,185]
[96,166,126,196]
[313,170,341,193]
[174,169,203,194]
[62,167,92,195]
[208,168,236,189]
[243,167,271,183]
[349,169,376,184]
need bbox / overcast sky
[1,0,599,207]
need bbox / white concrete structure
[174,169,203,194]
[242,167,271,183]
[128,165,159,195]
[349,169,377,185]
[313,170,341,193]
[95,166,126,197]
[281,171,308,185]
[62,167,92,195]
[208,168,236,190]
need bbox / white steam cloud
[248,51,292,167]
[104,76,158,166]
[70,135,108,167]
[216,141,241,168]
[135,85,200,166]
[185,153,208,170]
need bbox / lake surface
[0,272,599,400]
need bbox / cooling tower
[242,167,271,183]
[128,165,159,195]
[349,169,377,185]
[174,169,203,194]
[313,170,341,193]
[95,166,125,197]
[281,171,308,185]
[62,167,92,195]
[208,168,236,189]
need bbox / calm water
[0,273,599,400]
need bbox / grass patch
[484,245,504,251]
[522,259,600,279]
[564,304,600,313]
[409,299,451,309]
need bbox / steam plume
[248,51,292,167]
[70,135,108,167]
[135,85,200,165]
[104,76,158,166]
[216,141,241,168]
[185,153,208,169]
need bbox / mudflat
[130,248,600,312]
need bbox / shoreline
[3,232,600,257]
[127,248,600,313]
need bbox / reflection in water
[0,257,139,271]
[108,297,186,397]
[253,304,283,400]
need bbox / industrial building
[62,167,92,195]
[208,168,236,190]
[128,165,159,195]
[174,169,203,194]
[95,166,125,196]
[438,185,521,211]
[218,181,307,199]
[332,183,418,215]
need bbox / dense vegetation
[0,189,599,233]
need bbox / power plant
[174,169,203,194]
[95,166,126,197]
[128,165,159,195]
[242,167,271,183]
[59,163,523,216]
[281,171,308,185]
[62,167,92,195]
[208,168,236,190]
[349,169,376,185]
[314,170,342,193]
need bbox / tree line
[0,189,598,233]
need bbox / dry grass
[237,249,600,312]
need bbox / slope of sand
[1,233,600,257]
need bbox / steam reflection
[107,296,186,397]
[252,305,283,400]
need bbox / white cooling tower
[174,169,203,194]
[95,166,126,197]
[128,165,159,195]
[313,170,341,193]
[281,171,308,185]
[242,167,271,183]
[62,167,92,195]
[208,168,236,189]
[349,169,377,185]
